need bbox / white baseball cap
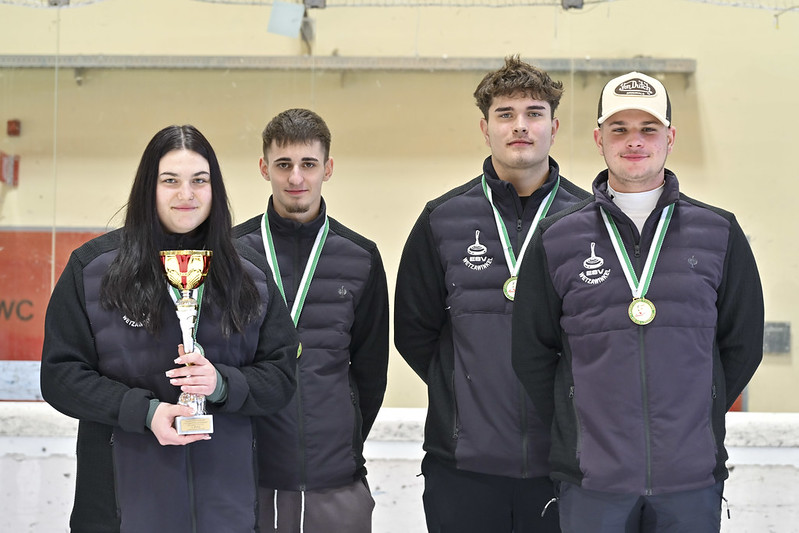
[597,71,671,127]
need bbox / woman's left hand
[165,345,218,397]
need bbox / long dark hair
[100,125,260,335]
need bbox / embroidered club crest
[579,242,610,285]
[462,230,493,271]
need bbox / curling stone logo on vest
[579,242,610,285]
[462,229,493,271]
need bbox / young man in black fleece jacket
[394,56,588,533]
[234,108,389,533]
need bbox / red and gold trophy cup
[160,250,214,435]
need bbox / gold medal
[503,276,518,301]
[628,298,656,325]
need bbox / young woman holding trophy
[41,125,299,533]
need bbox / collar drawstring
[273,490,279,531]
[299,490,306,533]
[272,489,306,532]
[542,497,557,517]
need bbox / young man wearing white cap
[511,72,764,532]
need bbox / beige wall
[1,0,797,410]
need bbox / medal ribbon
[261,213,329,326]
[600,203,674,300]
[481,175,559,278]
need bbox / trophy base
[175,414,214,435]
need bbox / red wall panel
[0,229,103,362]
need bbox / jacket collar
[155,220,209,251]
[592,168,680,217]
[266,196,327,238]
[482,155,563,210]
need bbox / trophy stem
[175,301,197,354]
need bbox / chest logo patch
[579,242,610,285]
[462,229,494,271]
[122,315,145,328]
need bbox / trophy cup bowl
[160,249,214,435]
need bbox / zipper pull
[517,218,523,232]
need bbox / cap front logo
[615,78,656,97]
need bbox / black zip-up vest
[418,157,588,477]
[235,205,377,490]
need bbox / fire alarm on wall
[7,120,21,137]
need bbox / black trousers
[421,454,560,533]
[558,481,724,533]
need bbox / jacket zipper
[451,371,460,439]
[633,234,654,495]
[520,386,529,478]
[639,325,653,495]
[292,234,309,490]
[110,433,122,521]
[709,384,718,450]
[251,436,259,527]
[296,371,307,490]
[187,445,198,533]
[515,197,528,476]
[351,388,361,463]
[569,386,583,461]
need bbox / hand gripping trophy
[160,250,214,435]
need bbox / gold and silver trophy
[160,250,214,435]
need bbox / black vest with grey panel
[235,206,375,490]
